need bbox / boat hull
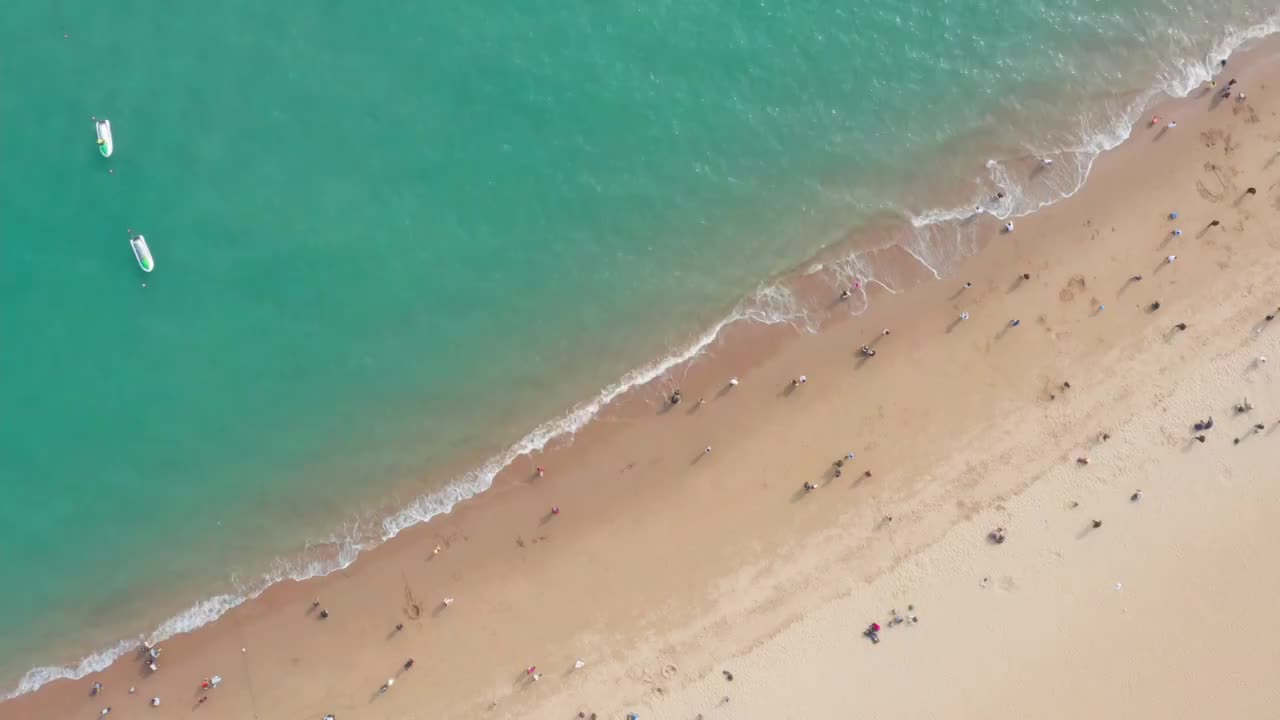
[131,235,154,273]
[96,120,113,157]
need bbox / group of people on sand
[90,55,1276,720]
[90,665,220,715]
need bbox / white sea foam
[892,13,1280,281]
[0,285,810,701]
[7,15,1280,702]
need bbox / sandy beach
[9,37,1280,720]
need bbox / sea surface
[1,0,1275,696]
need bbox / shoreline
[7,20,1280,704]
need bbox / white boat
[95,118,113,157]
[95,119,114,157]
[130,234,154,272]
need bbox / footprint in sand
[1059,275,1086,303]
[1196,162,1227,202]
[403,584,423,619]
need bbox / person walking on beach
[1208,219,1220,228]
[1004,221,1014,233]
[959,311,970,321]
[1174,322,1187,331]
[1166,255,1177,264]
[1246,187,1257,196]
[403,659,415,671]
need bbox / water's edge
[7,16,1277,701]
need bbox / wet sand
[8,38,1280,720]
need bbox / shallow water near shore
[1,0,1276,696]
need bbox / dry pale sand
[8,38,1280,720]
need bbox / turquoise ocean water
[2,0,1276,695]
